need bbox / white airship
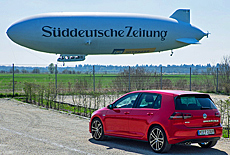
[7,9,208,62]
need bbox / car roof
[129,90,208,96]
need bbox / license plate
[198,129,215,136]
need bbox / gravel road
[0,98,229,155]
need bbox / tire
[91,118,105,141]
[148,126,171,153]
[198,140,218,148]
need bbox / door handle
[147,113,153,116]
[124,112,130,114]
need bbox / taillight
[169,112,192,120]
[215,112,221,117]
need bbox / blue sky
[1,0,229,67]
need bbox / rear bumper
[167,125,222,144]
[179,137,220,144]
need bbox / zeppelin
[7,9,208,62]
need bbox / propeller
[205,31,211,38]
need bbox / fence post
[216,68,218,93]
[228,102,229,138]
[12,63,15,97]
[160,67,162,89]
[129,66,131,92]
[190,67,191,91]
[55,64,57,97]
[93,65,95,92]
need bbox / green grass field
[0,73,216,94]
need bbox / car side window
[113,93,139,108]
[136,93,161,109]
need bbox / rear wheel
[91,118,105,140]
[198,140,217,148]
[148,126,171,153]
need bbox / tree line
[0,62,226,74]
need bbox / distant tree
[112,67,152,91]
[48,63,55,74]
[62,69,72,74]
[219,55,230,93]
[14,69,20,73]
[32,68,40,73]
[22,69,29,73]
[192,69,198,75]
[207,63,211,68]
[10,68,20,73]
[0,70,6,73]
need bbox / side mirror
[107,104,113,109]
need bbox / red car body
[89,90,222,153]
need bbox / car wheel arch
[147,123,169,142]
[90,116,104,129]
[91,116,103,125]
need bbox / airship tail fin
[170,9,190,23]
[176,38,200,44]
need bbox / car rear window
[175,94,217,110]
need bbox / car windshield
[175,94,217,110]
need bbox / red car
[89,90,222,153]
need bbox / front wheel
[91,118,105,141]
[148,126,171,153]
[198,140,217,148]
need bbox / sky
[1,0,229,67]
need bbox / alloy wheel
[149,128,164,151]
[91,119,104,140]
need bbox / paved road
[0,98,229,155]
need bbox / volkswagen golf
[89,90,222,153]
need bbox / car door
[129,93,162,138]
[104,93,139,136]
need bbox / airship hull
[7,10,207,61]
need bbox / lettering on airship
[42,26,167,41]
